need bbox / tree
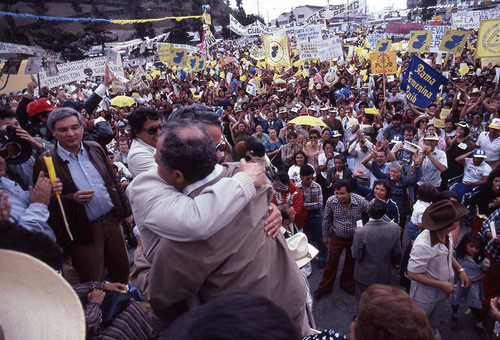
[419,0,437,22]
[289,10,296,23]
[275,20,280,28]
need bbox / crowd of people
[0,19,500,340]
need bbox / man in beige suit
[146,121,310,336]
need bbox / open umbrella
[110,95,136,107]
[289,116,327,127]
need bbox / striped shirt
[299,181,323,212]
[322,193,369,239]
[482,208,500,261]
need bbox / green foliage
[420,0,437,21]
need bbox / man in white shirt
[348,130,373,186]
[451,148,491,202]
[127,107,163,176]
[417,133,447,188]
[476,118,500,169]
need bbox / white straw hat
[286,233,319,268]
[0,250,85,339]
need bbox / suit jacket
[147,164,310,336]
[33,141,132,247]
[352,219,402,286]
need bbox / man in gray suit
[352,198,402,302]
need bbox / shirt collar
[133,138,156,152]
[430,230,450,247]
[183,164,223,195]
[56,142,83,161]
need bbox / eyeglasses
[310,136,318,139]
[144,124,164,135]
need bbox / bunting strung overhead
[0,11,202,24]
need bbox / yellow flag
[408,30,431,53]
[364,107,380,115]
[220,71,225,79]
[476,19,500,58]
[458,64,470,75]
[262,35,291,69]
[439,29,468,54]
[240,75,247,81]
[396,65,402,78]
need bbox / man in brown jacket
[34,107,132,284]
[147,121,311,336]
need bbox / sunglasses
[144,124,164,135]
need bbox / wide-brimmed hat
[414,115,431,125]
[469,88,481,96]
[324,72,339,87]
[308,105,316,111]
[489,118,500,130]
[286,232,319,268]
[456,121,468,129]
[422,200,469,231]
[0,250,85,339]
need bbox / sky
[230,0,407,22]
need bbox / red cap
[26,98,57,116]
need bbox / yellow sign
[203,13,211,25]
[169,48,188,68]
[0,60,33,95]
[375,40,392,52]
[369,51,397,74]
[408,30,431,53]
[440,108,451,119]
[476,19,500,58]
[439,29,468,54]
[433,118,444,128]
[263,35,291,69]
[157,44,173,63]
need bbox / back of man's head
[159,121,217,184]
[367,198,387,220]
[168,104,220,127]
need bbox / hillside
[0,0,233,58]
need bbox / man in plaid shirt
[298,165,326,268]
[481,208,500,311]
[314,179,368,299]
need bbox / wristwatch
[457,268,465,273]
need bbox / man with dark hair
[383,113,404,142]
[352,198,402,302]
[127,107,163,176]
[314,179,369,299]
[33,107,133,284]
[146,122,310,335]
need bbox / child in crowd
[450,232,490,336]
[407,183,438,241]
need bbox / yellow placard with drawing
[408,30,431,53]
[370,51,397,74]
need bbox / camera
[0,125,32,164]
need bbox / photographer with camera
[0,107,50,190]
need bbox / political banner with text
[370,51,397,74]
[317,37,344,61]
[401,55,448,109]
[408,30,432,53]
[452,8,500,29]
[385,22,424,35]
[439,29,468,54]
[0,42,45,56]
[299,42,318,61]
[263,35,291,69]
[424,25,454,52]
[39,56,124,89]
[249,45,265,61]
[476,19,500,58]
[295,24,325,44]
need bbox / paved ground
[306,227,494,340]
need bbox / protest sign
[204,30,217,47]
[1,58,22,75]
[42,56,58,77]
[370,52,396,74]
[424,25,454,52]
[203,13,211,25]
[157,43,173,62]
[375,40,391,52]
[0,42,45,55]
[299,42,318,61]
[24,57,42,74]
[452,8,500,29]
[169,48,188,68]
[317,37,343,61]
[128,66,148,90]
[408,30,431,53]
[439,29,468,54]
[385,22,424,35]
[0,60,33,94]
[263,35,291,68]
[39,56,124,89]
[367,33,385,50]
[401,55,448,109]
[476,19,500,58]
[249,45,265,61]
[295,24,325,43]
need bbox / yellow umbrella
[289,116,327,127]
[110,96,136,107]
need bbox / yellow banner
[263,35,291,69]
[375,40,392,52]
[439,29,468,54]
[170,48,188,68]
[370,51,397,74]
[111,15,202,25]
[158,44,174,63]
[0,60,33,95]
[408,30,431,53]
[476,19,500,58]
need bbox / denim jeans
[304,210,327,261]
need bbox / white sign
[0,42,45,55]
[39,56,124,89]
[295,24,325,43]
[452,8,500,29]
[317,37,344,61]
[299,42,319,61]
[424,25,454,52]
[367,33,385,50]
